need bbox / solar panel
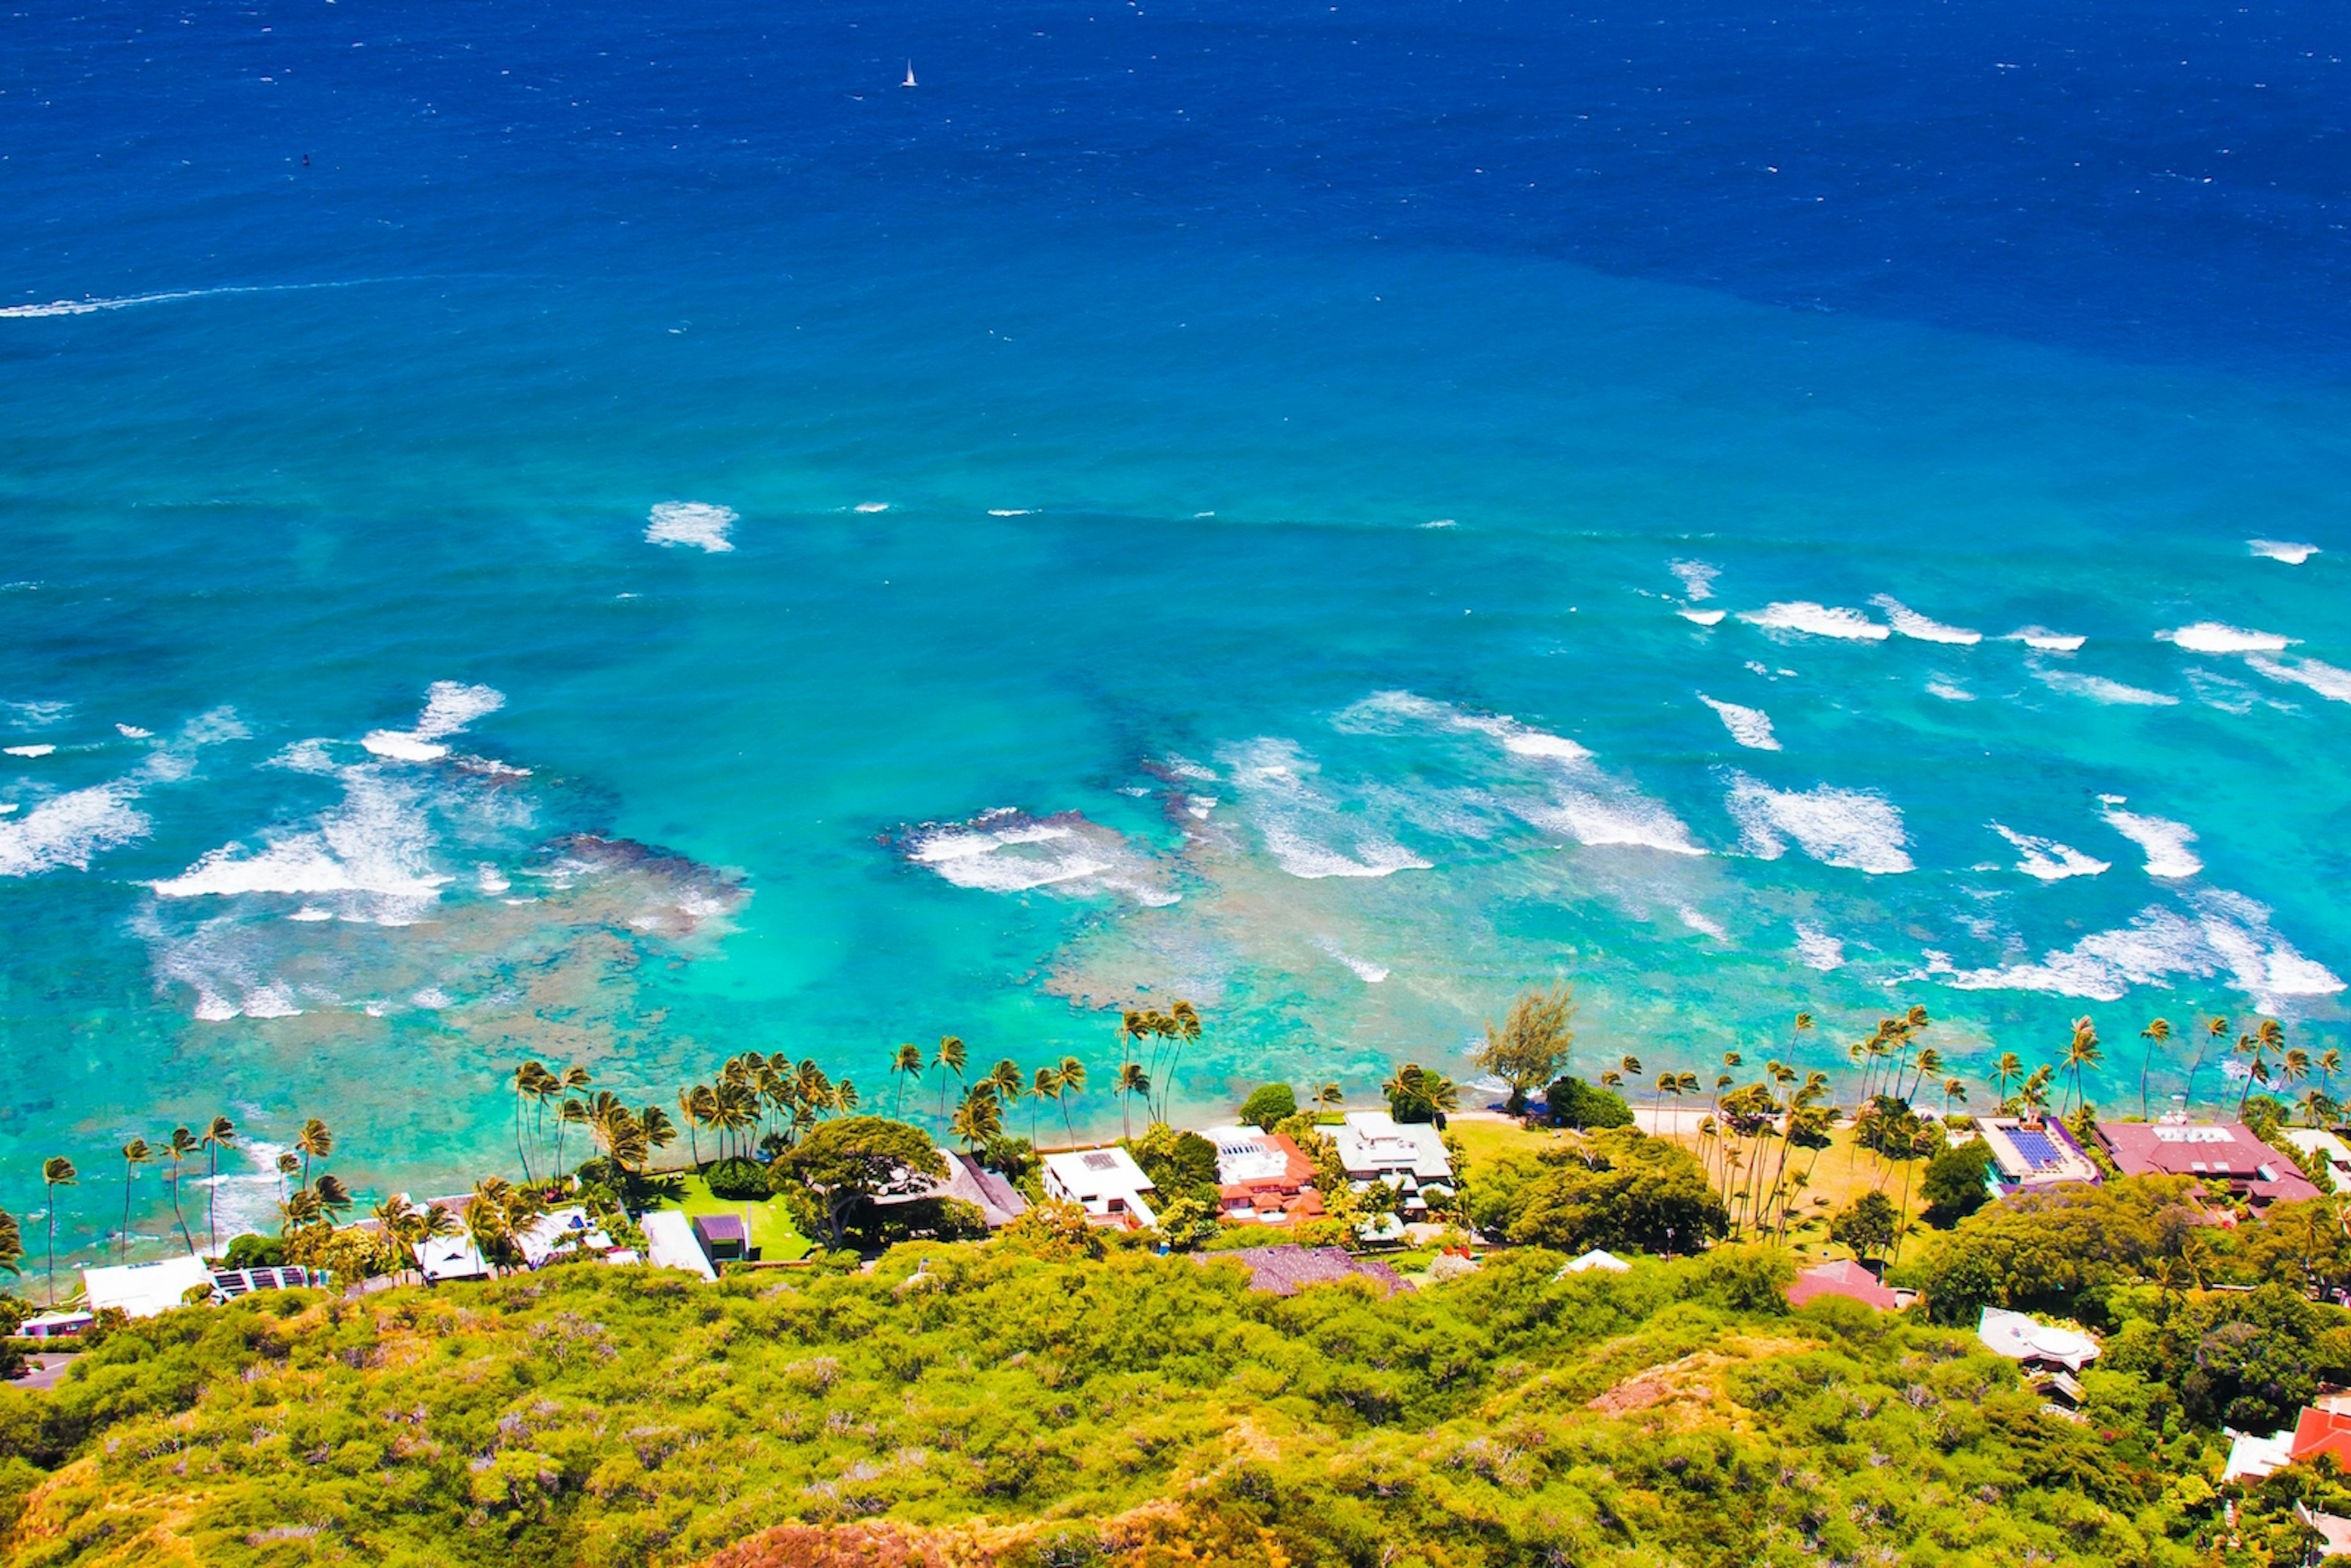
[2006,1128,2063,1169]
[1082,1151,1120,1171]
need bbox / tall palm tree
[933,1035,968,1125]
[2061,1019,2102,1115]
[1054,1056,1087,1142]
[40,1157,75,1307]
[1031,1065,1063,1143]
[2236,1020,2286,1117]
[1942,1077,1968,1117]
[2138,1018,2172,1120]
[1116,1062,1150,1139]
[511,1061,550,1181]
[162,1126,201,1256]
[118,1138,152,1262]
[1314,1081,1343,1114]
[1161,1000,1202,1117]
[200,1115,236,1256]
[711,1079,759,1158]
[2186,1015,2229,1113]
[985,1060,1024,1130]
[548,1066,591,1179]
[891,1042,925,1119]
[677,1086,705,1167]
[1991,1052,2023,1114]
[296,1117,333,1188]
[637,1105,678,1167]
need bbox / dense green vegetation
[7,1171,2351,1568]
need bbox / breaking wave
[2250,540,2319,565]
[1698,694,1780,751]
[2099,797,2201,879]
[2246,654,2351,703]
[2008,627,2086,652]
[1726,775,1913,874]
[645,500,738,553]
[2034,667,2178,707]
[1738,602,1889,640]
[1933,890,2341,1007]
[1870,595,1981,645]
[903,808,1179,904]
[1990,823,2109,882]
[2158,622,2294,655]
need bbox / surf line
[0,277,435,320]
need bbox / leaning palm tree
[2061,1019,2102,1115]
[1116,1062,1150,1139]
[295,1117,333,1188]
[1314,1081,1344,1114]
[162,1126,201,1256]
[1053,1056,1087,1142]
[2236,1021,2286,1117]
[677,1085,706,1167]
[1942,1076,1969,1116]
[891,1042,925,1119]
[2138,1018,2172,1120]
[0,1209,20,1287]
[638,1105,678,1166]
[933,1035,969,1125]
[40,1157,76,1307]
[118,1138,152,1262]
[275,1151,301,1202]
[1031,1065,1063,1144]
[511,1060,550,1181]
[200,1115,236,1256]
[1991,1052,2024,1114]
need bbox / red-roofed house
[2295,1407,2351,1468]
[1787,1259,1902,1312]
[1204,1125,1325,1223]
[2093,1120,2320,1209]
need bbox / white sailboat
[902,61,917,88]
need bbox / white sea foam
[1222,737,1435,879]
[1726,775,1913,874]
[645,500,738,552]
[1313,934,1390,983]
[1678,906,1728,940]
[2034,667,2178,707]
[360,731,449,762]
[414,681,504,738]
[288,906,334,921]
[4,745,56,758]
[1502,730,1594,763]
[412,988,454,1010]
[1794,923,1845,971]
[1934,890,2342,1007]
[151,769,452,917]
[1517,791,1710,857]
[116,724,151,739]
[987,508,1035,517]
[1698,694,1780,751]
[1990,823,2109,881]
[1926,680,1974,702]
[1422,518,1457,530]
[4,700,70,729]
[2251,540,2319,565]
[2158,622,2294,655]
[1184,795,1217,820]
[2099,796,2201,879]
[0,282,364,320]
[1670,560,1719,601]
[0,805,14,815]
[1678,607,1727,627]
[269,739,339,775]
[0,784,150,877]
[2008,627,2087,652]
[477,863,512,895]
[906,808,1178,904]
[1870,595,1982,645]
[1739,601,1890,640]
[2246,654,2351,703]
[854,502,890,514]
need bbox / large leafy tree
[781,1117,948,1250]
[1501,1128,1727,1256]
[1474,982,1575,1114]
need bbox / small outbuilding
[639,1209,719,1281]
[1559,1248,1633,1275]
[1978,1307,2100,1372]
[1788,1259,1902,1312]
[691,1213,749,1263]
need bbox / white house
[1329,1111,1454,1217]
[81,1254,215,1319]
[1978,1307,2100,1372]
[1041,1146,1158,1229]
[2281,1128,2351,1190]
[517,1206,613,1269]
[416,1231,493,1283]
[638,1209,719,1281]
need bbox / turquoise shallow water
[4,0,2349,1259]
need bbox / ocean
[4,0,2347,1257]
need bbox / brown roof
[2093,1121,2320,1204]
[1201,1245,1408,1297]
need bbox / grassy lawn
[1444,1111,1572,1171]
[643,1174,814,1262]
[1643,1119,1929,1264]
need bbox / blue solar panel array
[2007,1128,2065,1170]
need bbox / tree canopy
[776,1117,948,1249]
[1474,981,1576,1112]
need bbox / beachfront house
[1328,1111,1454,1218]
[517,1206,615,1269]
[639,1209,720,1281]
[1041,1146,1158,1229]
[871,1148,1033,1230]
[18,1310,95,1340]
[2280,1128,2351,1190]
[416,1230,493,1283]
[1202,1123,1324,1223]
[1975,1117,2102,1193]
[2093,1119,2320,1209]
[80,1254,215,1319]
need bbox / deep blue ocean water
[4,0,2348,1256]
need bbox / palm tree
[0,1210,20,1289]
[2061,1019,2102,1115]
[1314,1081,1343,1114]
[677,1086,705,1167]
[200,1115,236,1256]
[548,1066,590,1179]
[933,1035,968,1125]
[1160,1000,1202,1117]
[511,1061,550,1181]
[312,1172,354,1221]
[1941,1076,1968,1116]
[2186,1015,2228,1113]
[117,1138,152,1261]
[638,1105,678,1167]
[2138,1019,2172,1120]
[1053,1056,1087,1143]
[1031,1065,1063,1143]
[951,1084,1004,1152]
[296,1117,333,1188]
[891,1042,925,1119]
[1116,1062,1150,1139]
[275,1151,300,1202]
[1991,1052,2023,1114]
[162,1126,201,1255]
[711,1079,758,1159]
[2237,1019,2286,1117]
[40,1157,75,1307]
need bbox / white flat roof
[417,1231,491,1282]
[81,1254,214,1319]
[1042,1146,1154,1199]
[1332,1111,1452,1181]
[1202,1124,1291,1186]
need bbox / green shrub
[1542,1076,1632,1130]
[704,1156,771,1199]
[220,1233,285,1269]
[1237,1084,1297,1131]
